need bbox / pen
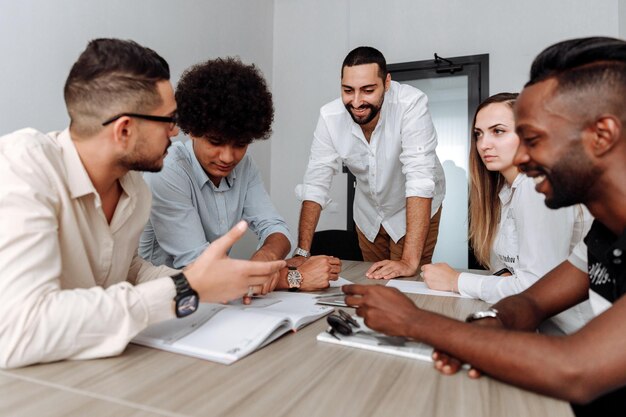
[493,268,510,276]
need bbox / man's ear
[384,73,391,91]
[111,117,133,151]
[589,115,621,157]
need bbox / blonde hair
[468,93,518,268]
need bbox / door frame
[344,54,489,268]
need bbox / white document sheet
[386,280,470,298]
[329,276,353,288]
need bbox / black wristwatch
[171,272,199,318]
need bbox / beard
[119,137,169,172]
[119,155,164,173]
[541,145,600,209]
[345,97,384,125]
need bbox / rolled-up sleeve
[143,167,210,268]
[568,240,588,272]
[295,114,342,209]
[243,158,292,245]
[399,92,438,198]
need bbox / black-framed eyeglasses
[101,112,177,127]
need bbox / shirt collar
[184,139,236,190]
[498,173,524,203]
[58,129,97,200]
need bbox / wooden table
[0,261,573,417]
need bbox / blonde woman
[423,93,592,332]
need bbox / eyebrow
[341,84,378,89]
[487,123,508,129]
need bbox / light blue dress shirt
[139,140,291,268]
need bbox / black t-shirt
[571,220,626,417]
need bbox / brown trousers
[356,206,442,269]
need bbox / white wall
[620,0,626,39]
[0,0,274,258]
[1,1,622,260]
[271,0,620,255]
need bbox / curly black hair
[175,57,273,145]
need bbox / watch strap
[294,247,310,258]
[171,272,199,318]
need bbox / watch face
[287,270,302,288]
[177,294,199,318]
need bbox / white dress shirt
[0,128,177,368]
[296,81,446,243]
[458,173,594,333]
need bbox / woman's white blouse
[458,173,594,332]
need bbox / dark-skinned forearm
[406,310,590,402]
[493,261,590,331]
[491,293,547,331]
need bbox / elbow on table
[0,337,37,369]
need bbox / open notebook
[317,316,435,362]
[133,292,333,365]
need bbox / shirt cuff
[134,276,176,325]
[258,226,292,247]
[567,243,587,272]
[457,272,485,299]
[405,178,435,198]
[295,184,331,209]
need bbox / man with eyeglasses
[0,38,284,368]
[139,58,341,294]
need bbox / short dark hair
[341,46,387,80]
[527,36,626,123]
[64,38,170,137]
[528,37,626,85]
[175,57,273,145]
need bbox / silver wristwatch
[465,308,499,323]
[293,247,310,258]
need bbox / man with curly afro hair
[140,58,342,295]
[0,40,285,368]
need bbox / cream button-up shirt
[0,128,177,368]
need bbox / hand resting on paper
[421,263,460,293]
